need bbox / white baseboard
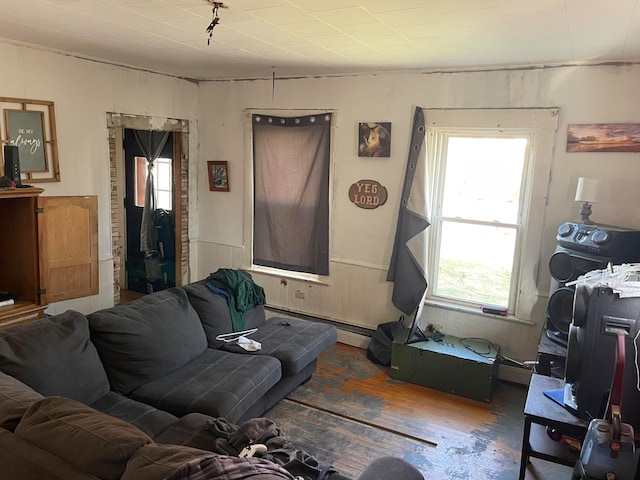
[337,329,370,349]
[498,363,532,386]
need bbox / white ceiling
[1,0,639,81]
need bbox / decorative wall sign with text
[349,179,388,209]
[6,110,47,171]
[1,97,60,182]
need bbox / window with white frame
[425,109,559,319]
[135,156,173,210]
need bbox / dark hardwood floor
[264,343,572,480]
[119,289,146,304]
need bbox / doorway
[107,113,190,306]
[123,129,175,295]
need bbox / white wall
[0,43,199,314]
[4,40,639,369]
[196,64,640,366]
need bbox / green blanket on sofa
[207,269,266,332]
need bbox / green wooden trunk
[390,329,500,403]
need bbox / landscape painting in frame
[567,123,640,152]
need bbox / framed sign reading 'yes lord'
[1,97,60,183]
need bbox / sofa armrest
[0,428,101,480]
[15,396,153,480]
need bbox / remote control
[238,443,267,458]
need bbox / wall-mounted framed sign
[349,179,388,209]
[6,110,47,172]
[1,97,60,183]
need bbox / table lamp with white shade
[575,177,602,225]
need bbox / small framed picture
[358,122,391,157]
[208,161,230,192]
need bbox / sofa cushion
[87,288,208,394]
[154,412,218,450]
[183,281,266,348]
[222,317,337,376]
[123,443,293,480]
[0,370,43,431]
[129,348,281,424]
[15,396,152,480]
[90,391,178,438]
[0,310,110,405]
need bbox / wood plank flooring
[263,343,572,480]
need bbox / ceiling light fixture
[206,2,227,45]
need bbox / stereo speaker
[546,246,610,345]
[3,145,21,186]
[564,286,640,431]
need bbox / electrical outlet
[295,290,305,299]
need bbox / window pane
[135,157,147,207]
[135,157,173,210]
[435,221,516,306]
[155,191,169,210]
[155,159,172,189]
[442,137,527,223]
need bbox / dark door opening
[123,129,176,295]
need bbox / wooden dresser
[0,187,98,327]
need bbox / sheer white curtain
[132,130,170,254]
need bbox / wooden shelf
[0,301,47,327]
[0,187,44,199]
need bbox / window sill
[241,265,330,286]
[424,299,536,326]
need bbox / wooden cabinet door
[37,196,99,304]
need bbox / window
[425,109,559,320]
[431,134,529,308]
[135,156,173,210]
[250,113,332,276]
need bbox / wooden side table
[519,374,588,480]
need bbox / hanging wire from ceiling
[206,2,227,45]
[272,66,276,101]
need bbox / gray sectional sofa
[0,279,423,479]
